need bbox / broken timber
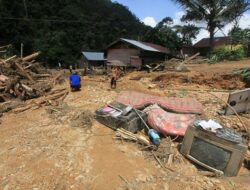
[0,55,17,65]
[176,52,200,71]
[22,52,41,62]
[12,89,68,113]
[14,62,35,82]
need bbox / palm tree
[172,0,250,51]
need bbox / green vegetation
[143,17,199,53]
[0,0,149,66]
[234,68,250,86]
[209,26,250,64]
[172,0,250,51]
[208,46,247,64]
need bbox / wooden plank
[176,52,200,71]
[0,44,11,49]
[14,62,35,82]
[0,75,9,82]
[0,55,17,64]
[22,52,41,62]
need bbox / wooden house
[105,38,170,68]
[183,37,231,56]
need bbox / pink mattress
[116,91,203,114]
[144,104,197,136]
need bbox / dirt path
[0,61,250,190]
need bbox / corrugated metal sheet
[106,38,170,54]
[121,38,159,52]
[82,52,106,61]
[193,37,230,48]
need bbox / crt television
[180,125,247,176]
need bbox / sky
[112,0,250,43]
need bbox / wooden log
[14,62,35,82]
[21,84,34,93]
[0,55,17,64]
[53,72,63,84]
[13,90,68,113]
[24,64,33,70]
[22,52,41,62]
[152,64,161,71]
[34,74,51,78]
[0,75,9,82]
[176,52,200,71]
[183,52,200,64]
[116,128,150,146]
[0,44,11,49]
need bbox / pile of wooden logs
[0,52,66,115]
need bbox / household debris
[94,90,250,177]
[181,123,248,177]
[225,88,250,115]
[144,104,198,137]
[95,102,147,133]
[133,107,161,146]
[116,91,203,114]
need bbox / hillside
[0,0,149,65]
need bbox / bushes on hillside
[208,46,247,64]
[234,68,250,87]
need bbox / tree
[174,24,200,45]
[0,0,148,66]
[143,17,182,52]
[228,26,250,56]
[172,0,250,51]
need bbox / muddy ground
[0,60,250,190]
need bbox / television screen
[190,137,231,171]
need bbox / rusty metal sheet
[225,88,250,115]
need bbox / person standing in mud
[111,66,119,89]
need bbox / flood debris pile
[96,90,249,177]
[70,110,94,128]
[0,52,67,115]
[47,102,94,129]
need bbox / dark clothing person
[111,77,116,89]
[111,66,119,89]
[70,73,81,91]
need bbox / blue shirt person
[69,71,81,91]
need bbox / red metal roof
[193,37,230,48]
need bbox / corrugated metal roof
[193,37,230,48]
[121,38,159,52]
[82,52,106,61]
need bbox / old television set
[180,125,248,176]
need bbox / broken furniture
[181,122,247,176]
[225,88,250,115]
[95,102,147,133]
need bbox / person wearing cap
[69,71,81,91]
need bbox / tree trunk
[209,27,215,54]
